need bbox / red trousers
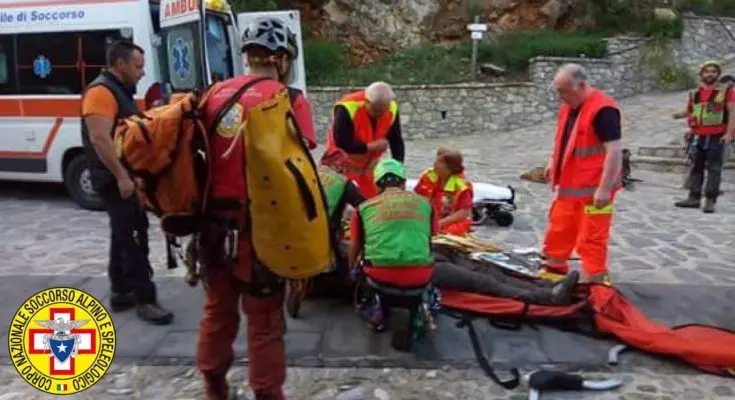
[542,198,614,278]
[196,268,286,400]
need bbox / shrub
[303,40,349,85]
[303,31,608,85]
[644,15,684,39]
[485,30,607,72]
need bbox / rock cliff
[291,0,609,65]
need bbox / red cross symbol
[28,307,96,376]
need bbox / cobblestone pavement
[1,365,734,399]
[1,89,734,399]
[1,90,732,284]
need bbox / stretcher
[433,234,735,390]
[405,179,517,227]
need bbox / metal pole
[470,15,480,81]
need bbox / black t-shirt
[555,106,621,181]
[332,105,405,162]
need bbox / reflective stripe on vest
[318,166,347,217]
[359,190,433,267]
[340,100,399,126]
[573,144,606,157]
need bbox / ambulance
[0,0,306,210]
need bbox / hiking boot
[136,303,174,325]
[674,197,701,208]
[109,291,136,312]
[703,198,716,214]
[550,270,580,305]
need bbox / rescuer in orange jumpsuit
[542,64,623,284]
[414,148,474,235]
[323,81,405,198]
[195,18,315,400]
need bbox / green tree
[231,0,282,12]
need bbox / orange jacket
[325,90,399,173]
[550,89,621,201]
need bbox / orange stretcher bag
[441,283,735,387]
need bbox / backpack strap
[287,87,303,106]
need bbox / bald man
[542,64,623,285]
[323,81,405,198]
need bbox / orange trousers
[348,170,379,199]
[196,268,286,400]
[542,198,613,277]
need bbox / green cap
[373,158,406,184]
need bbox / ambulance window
[205,13,234,82]
[163,23,203,91]
[0,35,16,94]
[16,32,79,95]
[80,30,127,88]
[149,2,162,34]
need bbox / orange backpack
[112,77,283,283]
[114,92,211,222]
[113,87,220,277]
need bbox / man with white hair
[323,81,405,198]
[542,64,623,285]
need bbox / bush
[303,41,350,85]
[485,30,608,72]
[303,31,608,85]
[644,15,684,39]
[231,0,282,11]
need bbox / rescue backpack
[113,77,332,281]
[240,85,332,280]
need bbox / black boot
[674,194,701,208]
[109,291,136,312]
[550,270,580,305]
[703,198,716,213]
[136,303,174,325]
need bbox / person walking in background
[542,64,623,285]
[81,39,173,325]
[674,60,734,213]
[323,81,405,198]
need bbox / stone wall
[675,15,735,69]
[307,15,735,140]
[308,83,551,142]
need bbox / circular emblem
[7,287,116,395]
[171,37,192,79]
[216,103,244,138]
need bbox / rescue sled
[432,235,735,389]
[405,179,517,227]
